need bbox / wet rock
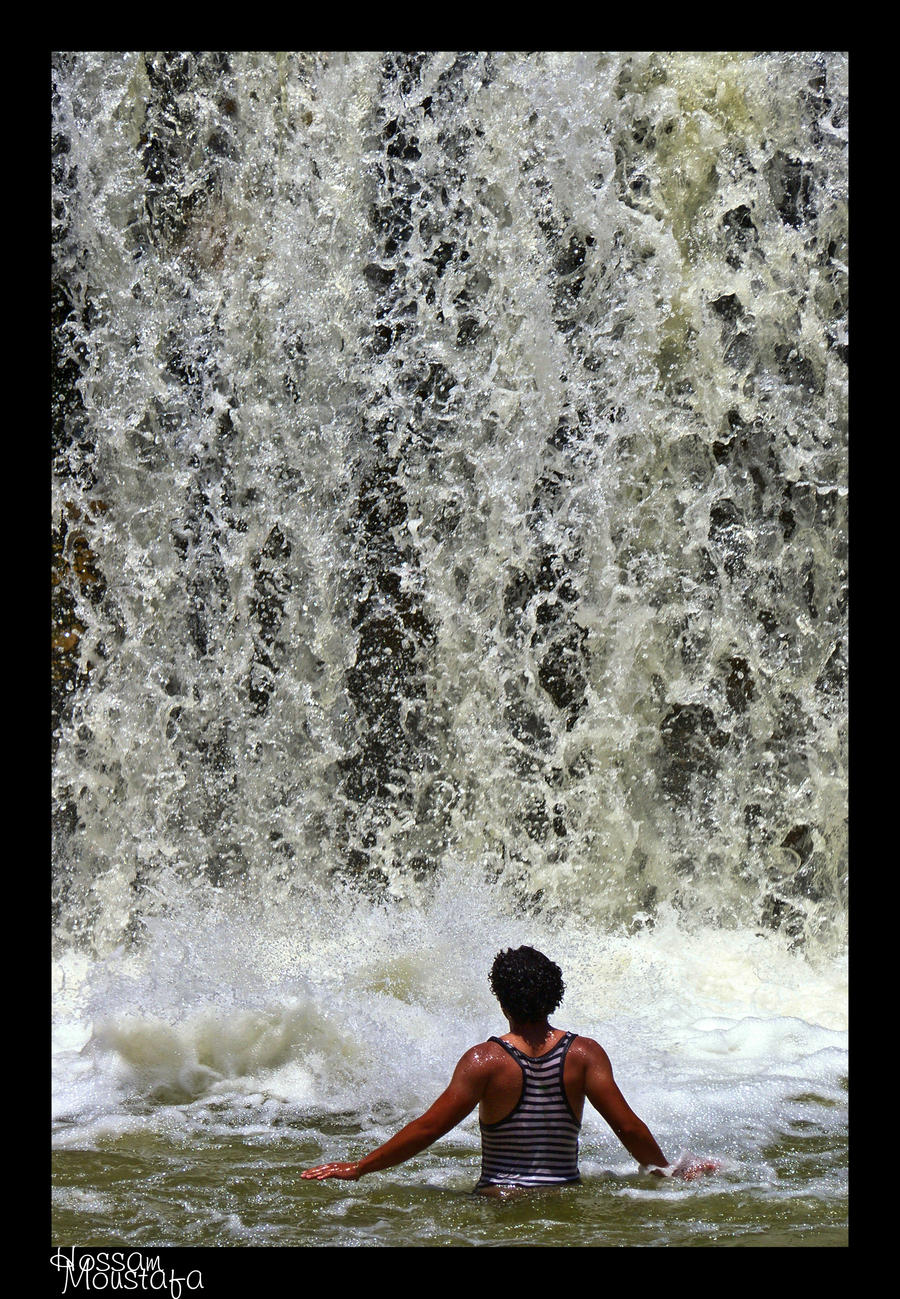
[456,315,481,346]
[723,331,755,371]
[815,640,847,697]
[537,627,589,726]
[504,678,552,748]
[51,501,110,754]
[774,342,820,391]
[724,656,755,714]
[708,498,748,576]
[722,203,757,267]
[426,240,456,277]
[766,149,816,229]
[140,53,235,251]
[659,702,730,802]
[363,262,396,289]
[282,336,308,403]
[781,823,814,864]
[710,292,744,325]
[760,892,806,942]
[711,407,747,464]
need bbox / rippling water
[51,50,848,1249]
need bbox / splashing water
[51,51,847,1247]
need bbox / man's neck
[504,1017,555,1045]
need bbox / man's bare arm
[580,1038,670,1170]
[301,1045,492,1181]
[580,1038,719,1180]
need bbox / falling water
[51,51,848,1248]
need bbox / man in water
[301,945,717,1190]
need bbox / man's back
[444,1026,675,1181]
[461,1028,635,1127]
[475,1028,582,1189]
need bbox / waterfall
[51,51,848,960]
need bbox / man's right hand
[301,1161,361,1180]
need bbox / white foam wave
[52,869,846,1169]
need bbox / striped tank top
[476,1032,581,1188]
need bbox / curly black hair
[488,946,566,1021]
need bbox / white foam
[52,867,846,1170]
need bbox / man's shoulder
[455,1037,514,1072]
[565,1034,609,1063]
[462,1033,605,1062]
[463,1037,509,1061]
